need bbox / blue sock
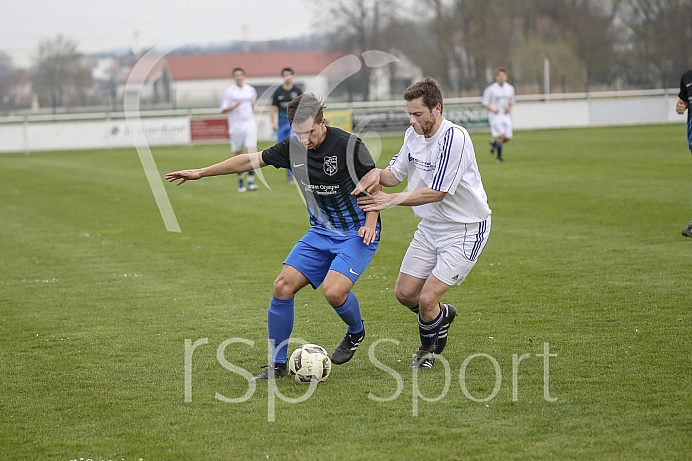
[238,173,244,188]
[497,142,503,158]
[267,296,294,364]
[333,291,364,335]
[419,307,443,349]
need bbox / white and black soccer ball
[289,344,332,383]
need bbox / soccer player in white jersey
[482,67,515,163]
[353,77,492,369]
[221,67,258,192]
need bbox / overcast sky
[1,0,333,68]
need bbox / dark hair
[495,67,508,76]
[404,77,443,112]
[232,67,245,75]
[287,93,325,125]
[281,67,294,75]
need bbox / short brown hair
[404,77,443,111]
[495,67,508,76]
[287,93,325,125]
[232,67,245,75]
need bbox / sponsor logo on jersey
[323,156,338,176]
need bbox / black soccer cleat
[409,348,435,369]
[252,363,289,380]
[434,304,457,355]
[682,226,692,238]
[331,326,365,365]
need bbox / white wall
[0,91,687,154]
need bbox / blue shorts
[277,118,293,142]
[284,229,379,288]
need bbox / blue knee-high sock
[419,307,444,350]
[333,291,364,335]
[267,296,294,364]
[496,142,503,159]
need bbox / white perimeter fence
[0,89,687,155]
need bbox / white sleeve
[220,88,232,111]
[386,128,414,181]
[481,85,491,106]
[387,144,408,182]
[430,127,469,194]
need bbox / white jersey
[220,83,257,129]
[482,82,516,113]
[387,118,491,223]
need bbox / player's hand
[676,98,688,115]
[165,169,202,186]
[351,168,382,195]
[357,190,396,212]
[358,225,377,245]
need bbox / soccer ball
[288,344,332,383]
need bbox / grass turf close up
[0,124,690,460]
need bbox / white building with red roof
[118,50,345,108]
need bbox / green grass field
[1,124,690,460]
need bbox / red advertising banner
[190,118,229,142]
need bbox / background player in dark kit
[676,69,692,238]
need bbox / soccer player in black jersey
[677,70,692,238]
[166,94,380,379]
[271,67,302,185]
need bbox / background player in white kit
[354,77,492,369]
[482,67,515,163]
[221,67,258,192]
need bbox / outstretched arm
[351,168,401,195]
[165,151,266,185]
[357,187,446,212]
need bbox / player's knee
[395,286,417,307]
[418,293,439,314]
[273,275,295,299]
[323,285,348,307]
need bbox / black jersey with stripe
[261,126,380,237]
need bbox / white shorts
[229,122,257,152]
[400,217,491,286]
[489,113,513,139]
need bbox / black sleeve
[271,88,280,107]
[679,70,692,102]
[354,138,376,179]
[261,138,291,169]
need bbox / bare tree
[33,34,92,110]
[0,51,14,109]
[560,0,625,89]
[325,0,398,100]
[624,0,692,87]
